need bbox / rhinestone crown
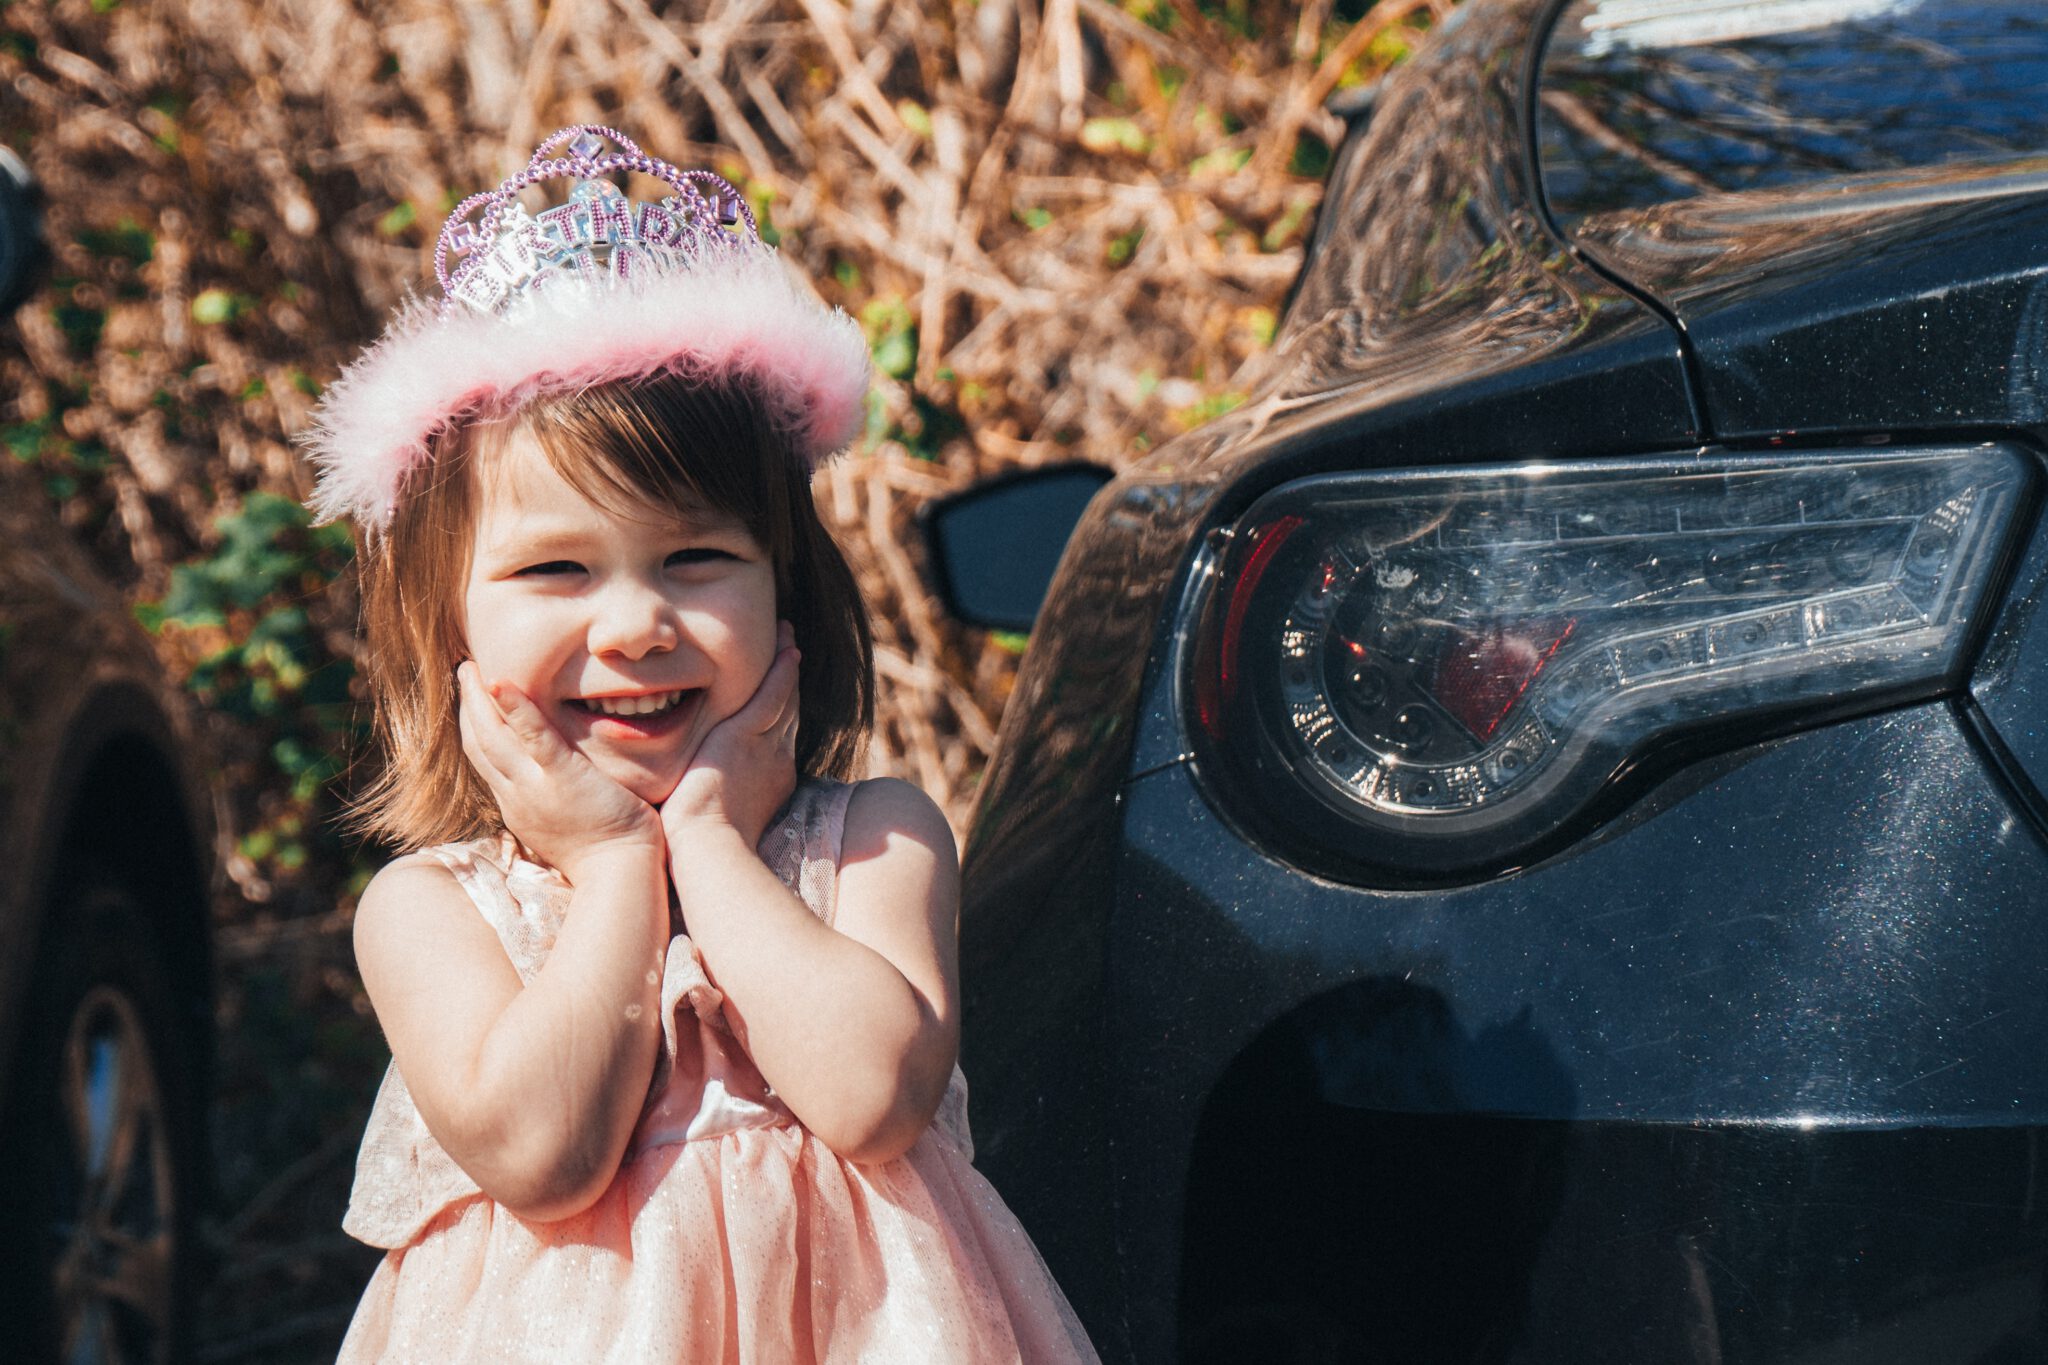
[435,125,759,316]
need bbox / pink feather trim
[304,246,871,531]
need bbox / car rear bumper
[1106,699,2048,1360]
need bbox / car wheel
[2,877,201,1365]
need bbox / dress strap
[423,836,568,981]
[757,778,856,926]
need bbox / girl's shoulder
[354,846,468,926]
[356,836,521,918]
[767,778,953,928]
[840,777,955,861]
[355,835,563,974]
[831,778,959,926]
[352,843,511,985]
[364,833,510,877]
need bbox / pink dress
[337,779,1098,1364]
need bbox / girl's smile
[461,430,779,806]
[570,689,694,719]
[564,686,703,740]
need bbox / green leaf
[67,439,110,473]
[1289,132,1333,180]
[1189,146,1251,178]
[1171,389,1247,431]
[157,565,225,627]
[1080,118,1152,157]
[862,389,889,447]
[3,417,52,462]
[1242,306,1278,348]
[872,330,916,380]
[1120,0,1174,31]
[1261,199,1315,252]
[155,492,335,627]
[896,100,933,138]
[1369,26,1415,67]
[191,288,245,325]
[376,201,417,237]
[75,218,154,266]
[859,296,918,380]
[52,303,104,354]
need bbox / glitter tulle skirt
[338,1120,1097,1363]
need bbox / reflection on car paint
[1570,163,2048,436]
[1541,0,2048,225]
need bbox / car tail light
[1189,446,2033,881]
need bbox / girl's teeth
[586,691,684,717]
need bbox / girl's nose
[588,581,680,660]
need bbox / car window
[1536,0,2048,227]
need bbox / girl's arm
[658,642,960,1163]
[353,666,670,1221]
[354,844,667,1219]
[666,777,961,1165]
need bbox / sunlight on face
[461,431,779,805]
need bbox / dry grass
[1,0,1447,1354]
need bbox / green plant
[144,492,359,881]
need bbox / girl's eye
[667,548,735,567]
[514,560,583,577]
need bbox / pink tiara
[304,125,870,532]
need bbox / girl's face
[462,430,779,806]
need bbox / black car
[930,1,2048,1360]
[0,149,218,1364]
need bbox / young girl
[305,126,1098,1363]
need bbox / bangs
[511,375,786,544]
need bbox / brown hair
[351,373,874,850]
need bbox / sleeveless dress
[337,779,1098,1364]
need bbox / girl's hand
[457,661,663,883]
[660,621,801,851]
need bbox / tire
[1,877,203,1365]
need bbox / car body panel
[958,0,2048,1359]
[1117,701,2048,1355]
[1972,503,2048,811]
[1534,0,2048,228]
[1536,0,2048,444]
[0,491,216,1126]
[1120,701,2048,1165]
[1569,169,2048,443]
